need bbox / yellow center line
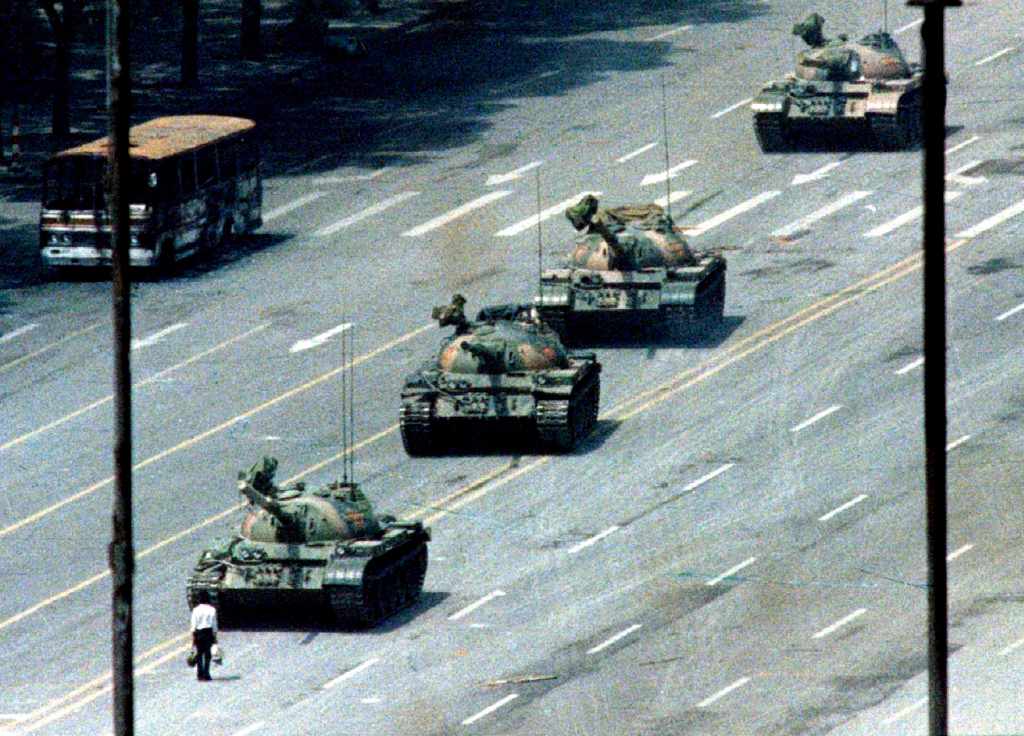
[0,323,433,541]
[0,323,271,454]
[0,322,103,375]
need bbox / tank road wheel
[754,114,791,153]
[536,377,599,452]
[872,92,922,150]
[400,399,438,456]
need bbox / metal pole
[108,0,134,733]
[907,1,959,734]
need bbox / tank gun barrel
[459,339,503,371]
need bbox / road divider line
[654,190,692,208]
[647,24,692,41]
[895,18,923,34]
[0,323,39,344]
[486,161,542,186]
[1,324,270,454]
[711,97,754,119]
[706,557,757,586]
[864,191,962,237]
[587,624,642,654]
[640,160,697,187]
[945,434,970,452]
[956,197,1024,239]
[772,191,872,238]
[974,46,1015,66]
[697,677,751,708]
[995,302,1024,322]
[130,322,188,351]
[0,322,102,374]
[895,356,924,375]
[616,142,657,163]
[882,697,926,725]
[402,191,513,237]
[683,191,781,236]
[818,494,868,522]
[495,191,601,237]
[946,543,973,562]
[568,525,620,555]
[945,135,980,156]
[812,608,867,639]
[790,404,842,433]
[315,191,421,236]
[448,590,506,621]
[289,322,353,354]
[263,192,325,222]
[323,657,380,689]
[462,694,518,726]
[0,324,431,541]
[998,636,1024,657]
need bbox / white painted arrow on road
[289,322,353,354]
[791,160,843,186]
[486,160,543,186]
[131,323,188,351]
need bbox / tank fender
[751,89,789,115]
[865,88,905,116]
[535,283,571,308]
[323,555,368,588]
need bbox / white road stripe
[263,192,325,222]
[323,657,380,690]
[315,191,420,236]
[654,190,692,208]
[812,608,867,639]
[946,434,971,451]
[568,525,620,554]
[587,624,642,654]
[946,160,986,187]
[616,142,657,163]
[998,636,1024,657]
[996,302,1024,322]
[697,677,751,708]
[711,97,754,119]
[819,494,868,522]
[864,191,962,237]
[772,191,872,238]
[882,697,926,725]
[790,404,842,433]
[706,556,757,586]
[945,135,980,156]
[130,322,188,351]
[956,198,1024,239]
[0,324,39,344]
[448,590,506,621]
[895,356,924,375]
[402,191,513,237]
[289,322,353,354]
[895,18,923,34]
[462,694,518,726]
[946,543,973,562]
[683,463,734,492]
[683,191,781,236]
[495,192,601,237]
[230,723,266,736]
[641,160,698,186]
[647,24,693,41]
[975,46,1016,66]
[311,169,386,185]
[361,697,382,704]
[486,161,543,186]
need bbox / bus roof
[53,115,255,161]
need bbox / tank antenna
[340,317,349,484]
[535,166,543,304]
[660,73,673,219]
[883,0,888,33]
[347,324,355,484]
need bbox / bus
[40,115,262,273]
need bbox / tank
[399,296,601,454]
[186,457,430,627]
[532,196,726,341]
[751,14,923,150]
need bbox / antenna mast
[535,167,543,303]
[660,74,673,219]
[883,0,889,33]
[340,323,355,484]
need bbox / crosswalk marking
[494,191,601,237]
[772,191,872,238]
[683,191,781,236]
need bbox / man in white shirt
[189,590,218,681]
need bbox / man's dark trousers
[194,628,215,681]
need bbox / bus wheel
[218,218,233,249]
[157,240,177,276]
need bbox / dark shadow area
[206,674,243,682]
[762,123,962,154]
[167,232,295,280]
[423,416,614,457]
[563,314,744,350]
[221,590,448,633]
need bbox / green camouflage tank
[532,195,726,341]
[399,297,601,454]
[186,457,430,626]
[751,13,924,150]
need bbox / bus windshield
[43,156,159,210]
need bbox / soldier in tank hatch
[189,589,218,681]
[433,293,471,335]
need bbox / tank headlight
[849,56,861,77]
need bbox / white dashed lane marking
[323,657,380,690]
[654,190,692,208]
[946,434,971,452]
[0,324,39,344]
[587,624,642,654]
[772,191,872,238]
[568,525,620,554]
[946,543,973,562]
[486,161,543,186]
[711,97,754,119]
[895,18,923,34]
[462,694,519,726]
[956,198,1024,239]
[315,191,421,236]
[974,46,1016,66]
[996,302,1024,322]
[289,323,353,354]
[895,356,924,375]
[495,192,601,237]
[882,698,926,725]
[812,608,867,639]
[819,494,868,522]
[864,191,962,238]
[402,191,513,237]
[263,192,325,222]
[131,323,188,351]
[697,677,751,708]
[706,557,757,586]
[646,24,693,41]
[448,590,506,621]
[790,404,842,433]
[616,142,657,163]
[683,191,781,236]
[640,160,698,187]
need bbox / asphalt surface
[0,0,1022,734]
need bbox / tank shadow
[763,124,961,154]
[562,315,744,350]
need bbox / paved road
[0,0,1022,734]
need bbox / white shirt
[190,603,218,633]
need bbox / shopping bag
[211,643,224,665]
[186,646,198,667]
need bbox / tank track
[754,113,790,153]
[327,542,428,627]
[870,91,921,150]
[536,376,600,451]
[400,399,437,456]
